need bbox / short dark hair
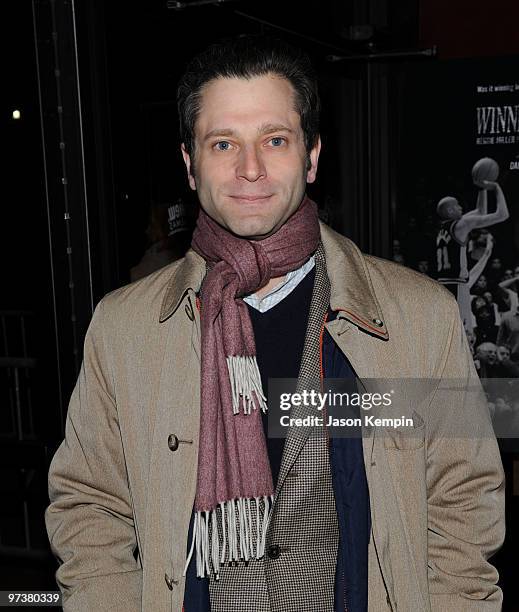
[177,35,320,161]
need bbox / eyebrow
[258,122,294,135]
[202,123,294,142]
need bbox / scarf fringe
[226,355,267,414]
[183,494,274,579]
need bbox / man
[472,300,499,346]
[496,344,519,377]
[498,271,519,318]
[436,183,508,332]
[474,342,499,378]
[46,36,505,611]
[435,180,508,287]
[456,232,493,333]
[497,344,511,363]
[487,257,503,288]
[130,198,192,282]
[472,273,489,296]
[497,306,519,362]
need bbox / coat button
[267,544,281,559]
[168,434,193,451]
[164,573,176,590]
[373,318,384,327]
[168,434,179,451]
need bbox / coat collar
[319,222,388,340]
[159,221,388,340]
[159,249,205,322]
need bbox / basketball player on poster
[436,157,509,329]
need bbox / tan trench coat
[45,223,505,612]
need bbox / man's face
[451,202,463,219]
[181,74,320,240]
[476,306,492,324]
[478,343,497,364]
[443,199,462,220]
[473,296,486,311]
[476,275,487,290]
[497,346,511,362]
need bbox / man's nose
[236,146,266,181]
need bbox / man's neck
[254,275,286,299]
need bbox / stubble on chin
[226,218,276,240]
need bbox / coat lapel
[275,243,329,494]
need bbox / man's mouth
[228,194,273,201]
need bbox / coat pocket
[383,410,425,450]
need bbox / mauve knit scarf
[184,195,320,578]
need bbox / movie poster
[395,56,519,444]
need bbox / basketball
[472,157,500,184]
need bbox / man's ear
[306,136,321,184]
[181,143,197,191]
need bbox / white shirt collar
[243,255,315,313]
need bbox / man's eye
[215,141,232,151]
[269,137,285,147]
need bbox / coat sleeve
[45,299,142,611]
[426,295,505,611]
